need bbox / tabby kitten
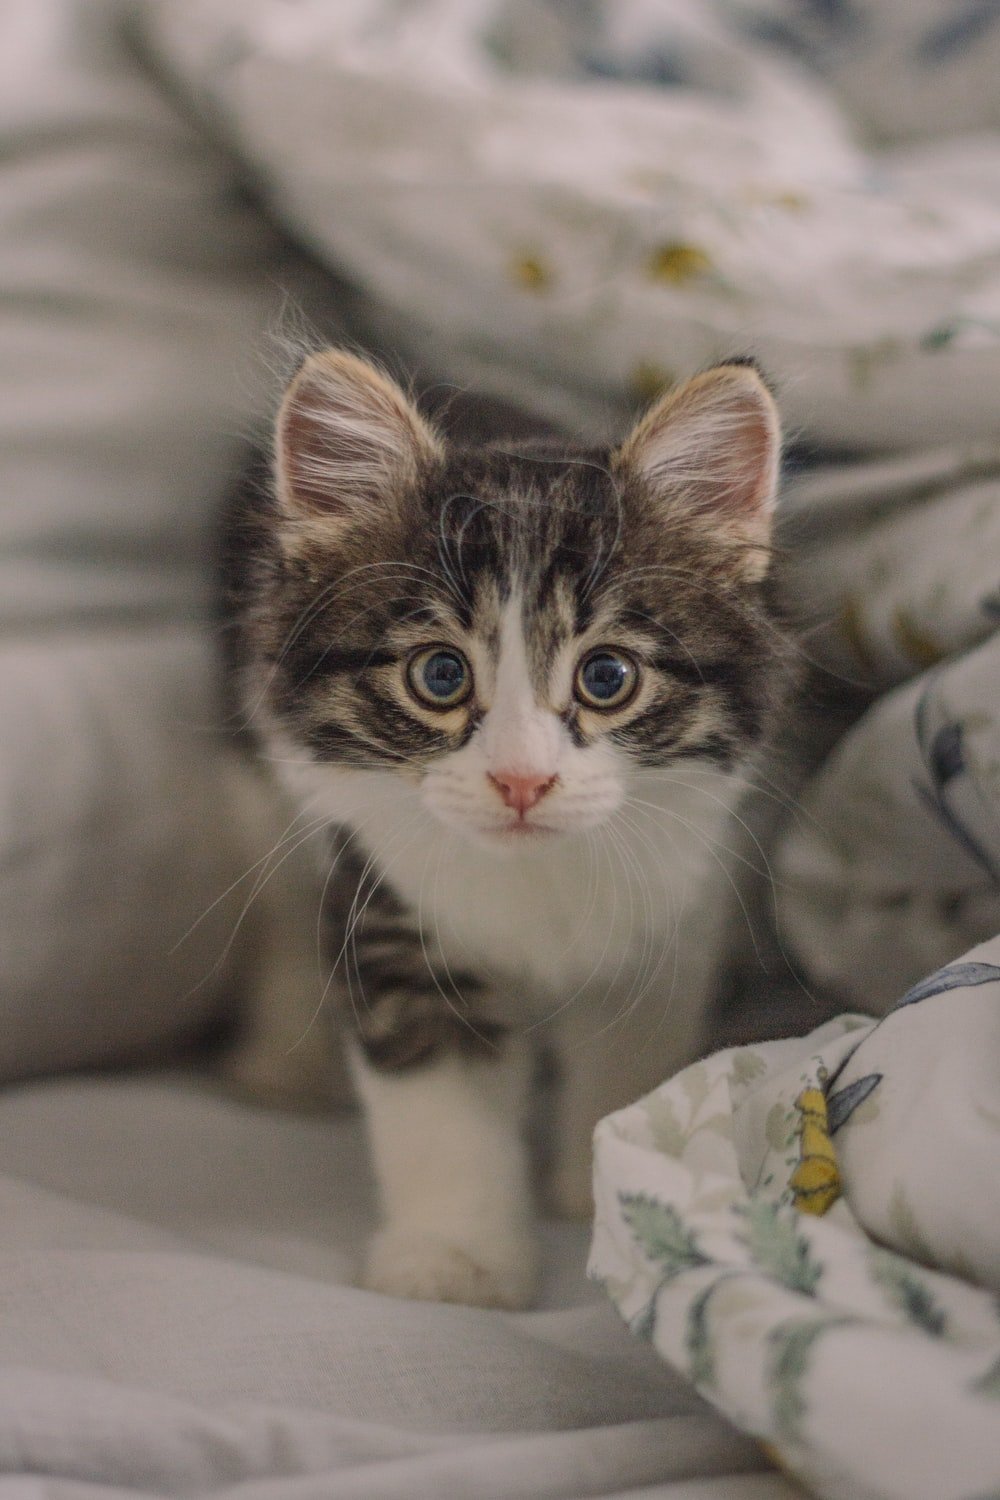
[226,349,785,1309]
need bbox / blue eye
[408,647,471,708]
[575,649,637,710]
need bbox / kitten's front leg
[332,836,537,1307]
[351,1032,538,1309]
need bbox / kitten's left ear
[615,361,781,581]
[274,348,444,525]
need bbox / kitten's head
[252,349,785,849]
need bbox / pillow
[140,0,1000,451]
[0,0,316,1076]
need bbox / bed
[1,4,997,1496]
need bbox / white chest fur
[287,757,741,1019]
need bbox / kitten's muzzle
[487,771,558,817]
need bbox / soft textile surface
[0,1070,801,1499]
[134,0,1000,1008]
[139,0,1000,448]
[774,447,1000,1009]
[0,0,323,1073]
[0,629,250,1077]
[127,7,1000,1496]
[3,3,1000,1499]
[590,939,1000,1500]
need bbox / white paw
[361,1227,538,1309]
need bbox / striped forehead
[521,569,583,685]
[434,451,614,602]
[428,453,623,695]
[466,573,582,708]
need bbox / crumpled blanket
[589,938,1000,1500]
[134,0,1000,1005]
[137,0,1000,450]
[125,5,1000,1495]
[774,446,1000,1011]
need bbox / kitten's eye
[575,649,638,710]
[407,647,472,709]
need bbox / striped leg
[329,837,538,1308]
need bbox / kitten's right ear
[615,361,780,581]
[274,350,443,522]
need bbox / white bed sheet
[0,1072,801,1499]
[3,5,999,1497]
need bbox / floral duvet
[591,942,1000,1500]
[132,5,1000,1495]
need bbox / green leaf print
[642,1092,688,1157]
[868,1247,947,1337]
[680,1062,712,1112]
[765,1102,793,1153]
[686,1280,720,1388]
[739,1200,823,1295]
[731,1050,768,1087]
[682,1273,751,1389]
[619,1194,710,1280]
[768,1317,854,1442]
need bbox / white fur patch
[352,1038,537,1308]
[266,592,742,1025]
[276,744,739,1020]
[423,594,621,848]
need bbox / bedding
[590,939,1000,1500]
[2,1,999,1497]
[0,1070,798,1499]
[773,446,1000,1011]
[139,0,1000,452]
[0,0,302,1076]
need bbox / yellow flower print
[509,252,554,292]
[646,242,712,285]
[789,1087,842,1217]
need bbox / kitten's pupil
[584,655,626,700]
[418,649,468,704]
[577,651,635,708]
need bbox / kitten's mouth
[451,815,563,853]
[488,818,561,843]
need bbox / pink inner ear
[716,405,779,520]
[279,397,348,515]
[622,365,781,557]
[274,350,443,520]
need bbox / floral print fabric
[141,0,1000,451]
[590,940,1000,1500]
[136,0,1000,1011]
[775,451,1000,1012]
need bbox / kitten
[224,348,787,1309]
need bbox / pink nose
[488,771,557,816]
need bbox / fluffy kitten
[224,349,787,1309]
